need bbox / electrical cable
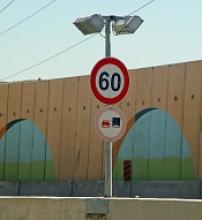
[0,0,57,36]
[0,0,16,15]
[0,34,98,81]
[112,0,156,36]
[128,0,156,15]
[1,0,156,81]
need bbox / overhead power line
[1,0,156,81]
[128,0,156,15]
[0,34,98,81]
[0,0,16,15]
[0,0,57,36]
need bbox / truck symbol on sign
[101,120,110,128]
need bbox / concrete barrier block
[0,182,19,196]
[0,197,86,220]
[73,181,104,197]
[132,181,201,199]
[20,181,73,196]
[108,198,141,220]
[86,198,109,214]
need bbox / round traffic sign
[90,57,129,104]
[95,105,127,142]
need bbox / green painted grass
[5,162,18,181]
[18,162,31,181]
[113,158,196,181]
[0,161,56,181]
[164,158,181,180]
[45,160,57,181]
[0,163,4,180]
[132,159,149,180]
[31,160,56,181]
[148,159,164,180]
[181,158,197,180]
[31,160,45,181]
[113,160,123,180]
[0,158,196,181]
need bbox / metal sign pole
[104,141,112,197]
[104,17,112,197]
[105,17,111,58]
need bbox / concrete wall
[0,197,201,220]
[0,181,201,199]
[108,198,202,220]
[0,60,202,182]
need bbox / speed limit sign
[90,57,129,104]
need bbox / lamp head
[73,14,104,35]
[113,15,143,35]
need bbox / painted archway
[113,108,196,181]
[0,119,56,181]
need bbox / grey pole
[105,17,111,57]
[104,17,112,197]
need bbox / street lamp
[73,14,104,35]
[73,14,143,197]
[74,14,143,36]
[112,15,144,35]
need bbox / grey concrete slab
[132,181,201,199]
[73,181,104,197]
[86,198,109,214]
[113,181,132,197]
[0,180,201,198]
[19,181,73,196]
[0,182,19,196]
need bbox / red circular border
[90,57,129,104]
[95,105,127,142]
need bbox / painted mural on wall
[0,108,196,182]
[0,119,56,181]
[113,109,196,181]
[0,60,201,181]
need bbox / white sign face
[95,106,127,142]
[95,64,125,99]
[90,57,129,105]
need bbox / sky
[0,0,202,82]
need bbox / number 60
[99,71,121,92]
